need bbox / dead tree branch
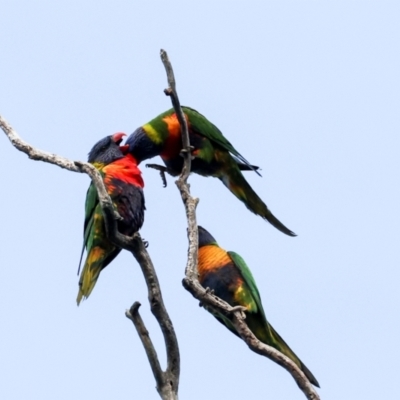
[160,50,320,400]
[127,302,164,386]
[125,238,180,400]
[0,115,180,400]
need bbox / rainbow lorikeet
[197,226,319,387]
[77,133,145,305]
[125,107,295,236]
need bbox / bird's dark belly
[200,264,241,306]
[162,130,221,177]
[163,155,220,177]
[113,183,145,235]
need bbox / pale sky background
[1,1,399,399]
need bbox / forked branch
[0,115,180,400]
[159,50,320,400]
[1,48,319,400]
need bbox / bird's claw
[230,305,247,319]
[198,288,215,307]
[145,164,168,188]
[180,146,194,154]
[205,287,215,295]
[132,233,148,248]
[146,163,167,172]
[179,146,195,160]
[159,171,167,188]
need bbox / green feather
[77,176,103,275]
[136,107,295,236]
[77,183,96,274]
[227,251,319,387]
[227,251,267,320]
[182,107,261,176]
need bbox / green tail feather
[77,258,103,305]
[76,246,120,305]
[212,311,319,387]
[220,167,296,236]
[268,324,320,387]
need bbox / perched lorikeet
[77,133,145,305]
[125,107,295,236]
[197,226,319,387]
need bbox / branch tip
[130,301,142,314]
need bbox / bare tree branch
[160,51,320,400]
[160,49,191,182]
[159,49,199,276]
[0,115,121,224]
[2,48,319,400]
[0,114,180,400]
[126,302,164,388]
[125,236,180,400]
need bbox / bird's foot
[230,305,247,319]
[204,287,215,295]
[132,233,149,248]
[180,146,195,160]
[145,164,170,187]
[198,287,214,307]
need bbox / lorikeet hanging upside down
[125,107,295,236]
[76,133,145,305]
[197,226,319,387]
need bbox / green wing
[228,252,319,386]
[77,181,100,274]
[227,251,268,322]
[84,182,99,232]
[182,107,261,176]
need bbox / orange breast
[198,245,232,280]
[160,113,189,160]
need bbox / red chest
[103,155,144,188]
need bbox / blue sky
[1,1,399,399]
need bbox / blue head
[198,226,218,248]
[88,132,126,164]
[125,127,164,164]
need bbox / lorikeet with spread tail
[125,107,295,236]
[77,133,145,305]
[197,226,319,387]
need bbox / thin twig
[126,302,164,388]
[160,49,191,182]
[160,49,199,274]
[0,114,180,400]
[159,51,320,400]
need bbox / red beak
[112,132,126,144]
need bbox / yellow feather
[143,123,164,144]
[76,246,110,305]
